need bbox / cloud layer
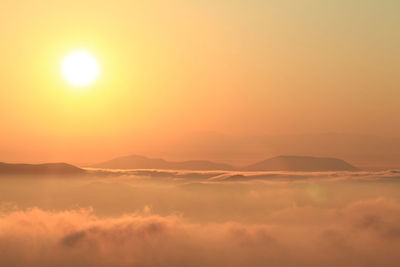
[1,170,400,266]
[1,199,400,266]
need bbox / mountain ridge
[90,154,358,172]
[0,162,86,175]
[90,155,234,171]
[243,155,358,171]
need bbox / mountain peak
[243,155,358,171]
[90,155,233,171]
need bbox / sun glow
[61,50,100,87]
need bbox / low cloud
[1,170,400,266]
[90,168,400,183]
[1,198,400,267]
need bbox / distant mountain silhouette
[90,155,233,171]
[124,132,400,169]
[91,154,358,172]
[243,156,358,171]
[0,162,85,175]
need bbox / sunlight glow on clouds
[1,198,400,267]
[1,171,400,267]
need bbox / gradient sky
[1,0,399,163]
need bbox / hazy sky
[1,1,399,163]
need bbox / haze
[1,0,399,164]
[1,1,400,267]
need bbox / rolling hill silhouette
[0,162,85,175]
[90,155,234,171]
[125,132,400,169]
[0,155,358,175]
[91,155,358,172]
[243,156,358,171]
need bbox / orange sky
[1,1,399,163]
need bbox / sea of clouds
[1,170,400,266]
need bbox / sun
[61,50,100,87]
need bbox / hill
[90,155,233,171]
[243,156,358,171]
[0,162,86,175]
[120,132,400,169]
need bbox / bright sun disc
[61,50,99,87]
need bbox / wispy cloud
[88,168,400,183]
